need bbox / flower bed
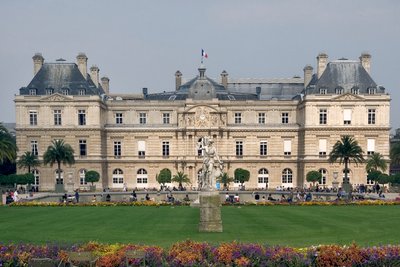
[1,241,400,267]
[8,199,400,207]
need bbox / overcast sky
[1,0,399,132]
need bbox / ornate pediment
[40,93,72,102]
[179,105,225,128]
[332,93,365,101]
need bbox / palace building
[15,52,391,191]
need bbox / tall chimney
[359,52,371,74]
[90,65,99,87]
[32,53,44,75]
[221,70,228,89]
[316,53,328,79]
[101,76,110,94]
[175,70,182,91]
[76,53,88,79]
[303,65,313,87]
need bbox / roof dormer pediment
[332,93,365,101]
[39,93,73,102]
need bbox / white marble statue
[197,136,223,191]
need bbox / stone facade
[15,53,391,191]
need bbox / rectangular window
[79,89,86,95]
[29,111,37,126]
[236,141,243,156]
[319,88,327,94]
[367,139,375,155]
[260,141,267,156]
[114,141,121,158]
[343,109,352,125]
[234,113,242,124]
[282,112,289,124]
[336,88,344,94]
[368,109,376,125]
[31,140,38,156]
[284,140,291,155]
[78,110,86,125]
[138,141,146,158]
[29,89,37,95]
[62,89,69,95]
[162,141,170,157]
[258,113,265,124]
[79,140,87,157]
[54,110,62,126]
[139,112,147,124]
[368,88,376,95]
[46,88,54,95]
[319,139,327,156]
[319,109,327,125]
[116,113,123,124]
[163,113,170,124]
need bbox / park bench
[66,251,99,267]
[125,249,146,267]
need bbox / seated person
[254,193,260,201]
[105,194,111,202]
[145,193,151,201]
[131,191,137,202]
[234,194,240,203]
[267,194,276,201]
[183,194,190,202]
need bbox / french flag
[202,49,208,58]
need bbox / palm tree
[217,172,234,190]
[391,142,400,166]
[329,135,364,184]
[43,139,75,184]
[172,171,190,190]
[365,152,387,173]
[17,151,40,173]
[0,123,17,164]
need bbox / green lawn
[1,205,399,247]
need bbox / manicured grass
[1,205,399,247]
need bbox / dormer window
[29,89,37,95]
[228,95,235,100]
[168,95,176,100]
[46,88,54,95]
[319,88,327,95]
[351,87,359,95]
[335,87,344,94]
[79,89,86,95]
[368,87,376,95]
[62,88,69,95]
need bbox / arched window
[137,168,148,184]
[319,169,327,185]
[32,169,40,191]
[281,168,293,185]
[55,169,63,184]
[79,169,87,185]
[257,168,269,188]
[112,168,124,187]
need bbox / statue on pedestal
[197,136,223,191]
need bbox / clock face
[200,114,206,120]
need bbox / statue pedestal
[342,182,353,199]
[199,191,223,232]
[66,182,75,193]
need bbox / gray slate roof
[306,60,384,94]
[19,63,104,95]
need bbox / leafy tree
[376,173,392,188]
[0,123,17,164]
[367,170,382,183]
[306,170,322,187]
[156,168,171,188]
[390,142,400,166]
[0,158,16,176]
[217,172,234,190]
[234,168,250,188]
[172,171,190,190]
[329,135,364,184]
[43,140,75,184]
[17,151,40,173]
[392,173,400,185]
[85,170,100,186]
[365,152,387,173]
